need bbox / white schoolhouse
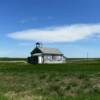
[27,42,66,64]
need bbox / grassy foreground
[0,62,100,100]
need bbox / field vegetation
[0,59,100,100]
[0,58,26,61]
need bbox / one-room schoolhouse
[27,42,66,64]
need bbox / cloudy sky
[0,0,100,58]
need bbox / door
[33,56,38,64]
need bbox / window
[52,56,62,61]
[47,56,52,61]
[44,55,52,61]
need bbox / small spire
[36,42,43,48]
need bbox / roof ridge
[38,47,63,54]
[39,47,59,49]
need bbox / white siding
[38,56,43,64]
[43,55,66,64]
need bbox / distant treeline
[66,58,100,63]
[67,58,100,60]
[0,58,27,61]
[67,58,86,60]
[0,57,100,63]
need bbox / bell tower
[36,42,41,48]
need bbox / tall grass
[0,62,100,99]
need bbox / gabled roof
[39,47,63,55]
[31,47,63,55]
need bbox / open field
[0,61,100,100]
[0,58,26,61]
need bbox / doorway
[33,56,38,64]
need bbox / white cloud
[8,23,100,43]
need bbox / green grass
[0,62,100,99]
[0,58,26,61]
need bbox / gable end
[31,47,42,55]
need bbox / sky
[0,0,100,58]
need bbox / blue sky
[0,0,100,58]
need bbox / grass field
[0,61,100,100]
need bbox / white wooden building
[27,42,66,64]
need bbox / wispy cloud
[47,16,54,20]
[31,17,38,21]
[19,19,28,24]
[19,17,37,24]
[19,16,54,24]
[8,23,100,43]
[19,42,34,46]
